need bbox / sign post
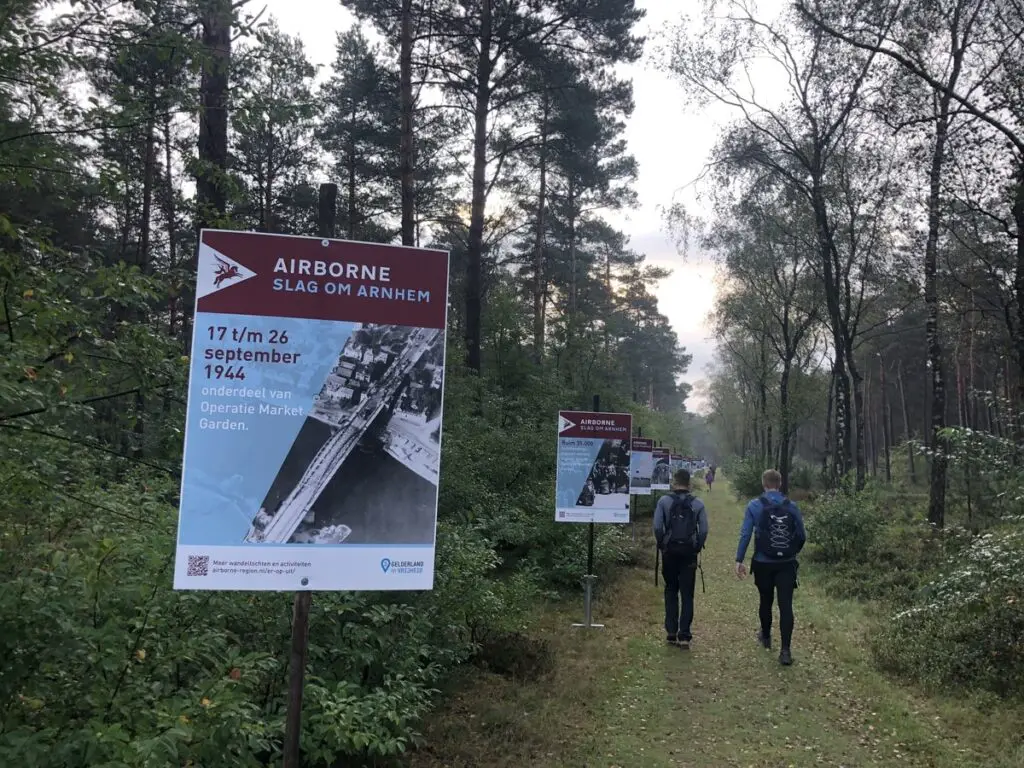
[555,397,631,629]
[173,189,451,768]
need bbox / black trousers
[662,551,697,640]
[752,559,798,650]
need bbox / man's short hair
[672,469,691,487]
[762,469,782,489]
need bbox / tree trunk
[139,95,157,271]
[879,357,892,483]
[848,347,866,490]
[1013,165,1024,440]
[779,359,792,494]
[464,0,492,372]
[811,177,852,478]
[823,361,835,482]
[133,96,157,459]
[399,0,415,247]
[925,97,953,529]
[568,178,578,316]
[865,360,877,477]
[189,0,232,348]
[897,360,917,484]
[532,95,549,361]
[163,114,178,336]
[348,128,357,240]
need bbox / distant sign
[671,454,684,474]
[629,438,654,495]
[174,230,450,591]
[652,448,671,490]
[555,410,632,523]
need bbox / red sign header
[652,448,669,460]
[631,437,654,451]
[195,230,450,329]
[557,410,631,440]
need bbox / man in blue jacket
[654,469,709,649]
[735,469,806,666]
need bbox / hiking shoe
[666,634,677,645]
[779,649,793,666]
[756,631,771,649]
[677,639,691,650]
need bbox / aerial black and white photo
[245,323,444,545]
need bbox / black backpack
[754,496,802,560]
[664,493,702,556]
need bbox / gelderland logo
[380,558,391,574]
[213,255,243,288]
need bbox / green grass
[409,481,1024,767]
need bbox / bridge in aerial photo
[245,327,441,544]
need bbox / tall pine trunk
[1013,165,1024,441]
[778,360,792,494]
[879,356,892,483]
[823,361,834,481]
[812,177,852,479]
[848,345,867,490]
[532,95,549,361]
[897,360,917,484]
[189,0,232,349]
[399,0,415,247]
[464,0,492,372]
[163,115,178,335]
[925,96,953,528]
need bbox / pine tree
[230,20,318,234]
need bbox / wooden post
[283,591,311,768]
[282,182,337,768]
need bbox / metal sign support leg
[573,520,604,628]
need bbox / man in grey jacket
[653,469,709,648]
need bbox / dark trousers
[752,559,798,650]
[662,551,697,639]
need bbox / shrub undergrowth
[801,427,1024,700]
[1,343,679,765]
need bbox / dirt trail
[412,481,1022,768]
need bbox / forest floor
[409,481,1024,768]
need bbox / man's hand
[735,561,747,579]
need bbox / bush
[725,456,766,500]
[872,529,1024,698]
[788,461,817,492]
[805,485,888,563]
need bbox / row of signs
[172,230,704,593]
[555,410,706,524]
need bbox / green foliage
[788,461,818,492]
[939,421,1024,524]
[873,529,1024,699]
[1,0,678,763]
[805,484,888,563]
[724,456,765,500]
[803,484,1024,699]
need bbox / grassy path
[411,481,1023,768]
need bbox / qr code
[187,555,210,577]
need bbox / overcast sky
[259,0,764,413]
